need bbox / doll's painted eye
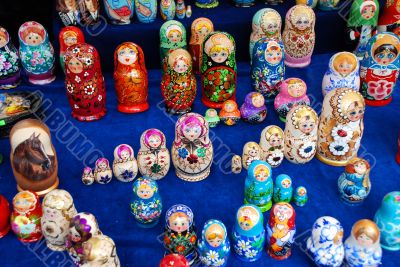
[211,52,218,58]
[388,54,394,59]
[119,51,125,55]
[221,52,227,57]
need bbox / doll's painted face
[298,115,316,134]
[263,18,279,34]
[373,47,397,65]
[293,14,311,31]
[210,47,229,63]
[224,102,235,112]
[254,165,269,182]
[148,134,162,148]
[252,94,265,108]
[167,30,182,43]
[248,146,259,157]
[198,25,211,37]
[335,59,354,76]
[137,186,154,199]
[269,133,283,147]
[161,0,171,7]
[206,225,224,248]
[275,204,293,222]
[13,193,36,214]
[98,161,108,170]
[346,101,364,122]
[207,109,217,117]
[0,32,7,47]
[85,0,97,12]
[118,47,137,65]
[65,0,77,11]
[288,80,306,97]
[25,32,43,46]
[174,58,189,73]
[281,178,291,188]
[120,150,130,160]
[265,47,283,65]
[68,57,84,74]
[354,161,367,175]
[43,207,62,220]
[356,232,374,246]
[334,229,344,245]
[183,124,201,141]
[169,214,190,233]
[361,5,376,20]
[239,217,254,231]
[298,187,306,196]
[64,35,77,47]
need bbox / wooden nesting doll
[231,155,242,174]
[195,0,218,8]
[273,174,293,203]
[78,0,100,26]
[103,0,134,25]
[160,0,176,21]
[114,42,149,113]
[0,26,21,89]
[0,194,11,238]
[259,125,284,168]
[18,21,55,85]
[284,105,319,164]
[171,113,213,182]
[64,43,107,121]
[185,5,192,18]
[201,32,237,108]
[296,0,318,8]
[176,0,186,19]
[189,18,214,73]
[112,144,138,182]
[59,26,85,73]
[160,20,186,63]
[293,186,308,207]
[81,234,121,267]
[94,158,113,184]
[219,100,241,126]
[282,5,316,68]
[318,0,340,11]
[135,0,157,23]
[242,141,262,170]
[159,254,190,267]
[317,88,365,166]
[240,92,267,124]
[56,0,80,26]
[82,167,95,185]
[204,108,220,128]
[9,119,59,196]
[137,128,170,180]
[378,0,400,34]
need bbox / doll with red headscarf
[59,26,85,73]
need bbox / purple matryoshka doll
[240,92,267,124]
[103,0,134,25]
[0,26,21,89]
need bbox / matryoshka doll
[242,141,262,170]
[318,0,340,11]
[56,0,80,26]
[103,0,134,25]
[10,190,42,243]
[114,42,149,113]
[41,189,78,251]
[195,0,218,8]
[282,5,316,68]
[94,158,113,184]
[198,220,230,267]
[259,125,284,168]
[322,52,360,96]
[59,26,85,73]
[378,0,400,34]
[296,0,318,8]
[360,32,400,106]
[18,21,55,85]
[201,32,237,108]
[316,88,365,166]
[232,204,265,262]
[137,128,170,180]
[112,144,138,182]
[219,100,241,126]
[160,20,186,63]
[130,178,162,228]
[204,108,220,128]
[231,155,242,174]
[240,92,267,124]
[266,202,296,260]
[233,0,255,7]
[82,167,95,185]
[64,43,107,121]
[176,0,186,19]
[78,0,100,26]
[171,113,213,182]
[189,18,214,73]
[273,174,293,203]
[344,219,382,267]
[0,27,21,89]
[293,186,308,206]
[185,5,192,17]
[159,254,189,267]
[160,0,176,21]
[135,0,157,23]
[81,234,121,267]
[0,194,11,238]
[244,160,274,212]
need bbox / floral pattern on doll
[131,178,162,225]
[259,125,284,167]
[11,191,41,240]
[0,27,19,79]
[113,144,138,182]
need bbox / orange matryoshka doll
[189,17,214,74]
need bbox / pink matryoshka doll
[59,26,85,73]
[189,18,214,74]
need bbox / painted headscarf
[114,42,147,73]
[140,128,166,151]
[160,20,187,50]
[165,204,194,232]
[347,0,379,27]
[202,31,236,69]
[234,204,264,237]
[173,113,210,147]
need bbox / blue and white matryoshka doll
[135,0,157,23]
[198,219,230,267]
[103,0,135,24]
[293,186,308,207]
[273,174,293,203]
[0,26,21,89]
[130,177,162,228]
[232,204,266,262]
[244,160,273,212]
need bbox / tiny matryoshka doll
[10,190,42,243]
[232,204,265,262]
[64,43,107,121]
[159,254,189,267]
[0,194,11,238]
[284,105,319,164]
[160,0,176,21]
[378,0,400,34]
[130,178,162,228]
[94,158,113,184]
[171,113,213,182]
[266,203,296,260]
[195,0,218,8]
[344,219,382,267]
[81,234,121,267]
[18,21,55,85]
[219,100,241,126]
[244,160,274,212]
[318,0,340,11]
[293,186,308,206]
[273,174,293,203]
[112,144,138,182]
[41,189,77,251]
[282,5,316,68]
[201,32,237,108]
[82,167,95,185]
[59,26,85,73]
[189,18,214,73]
[296,0,318,8]
[176,0,186,19]
[204,108,220,128]
[198,220,230,267]
[114,42,149,113]
[135,0,157,23]
[317,88,365,166]
[160,20,187,63]
[185,5,192,17]
[231,155,242,174]
[0,27,21,89]
[360,32,400,106]
[240,92,267,124]
[259,125,284,168]
[242,141,262,170]
[103,0,134,25]
[78,0,100,26]
[57,0,80,26]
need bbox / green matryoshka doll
[160,20,187,68]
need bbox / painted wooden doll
[273,174,293,203]
[160,20,186,62]
[196,0,218,8]
[176,0,186,19]
[266,202,296,260]
[81,234,121,267]
[204,109,220,128]
[103,0,134,25]
[135,0,157,23]
[94,158,113,184]
[0,27,20,89]
[59,26,85,73]
[344,219,382,267]
[360,32,400,106]
[201,32,237,108]
[293,186,308,206]
[296,0,318,8]
[160,0,176,21]
[57,0,80,26]
[0,194,11,238]
[160,49,196,114]
[159,254,190,267]
[198,220,230,267]
[219,100,241,126]
[282,5,316,68]
[318,0,340,11]
[317,88,365,166]
[171,113,213,182]
[259,125,284,168]
[232,204,265,262]
[130,178,162,228]
[242,141,262,170]
[10,190,42,243]
[244,160,274,212]
[233,0,254,7]
[114,42,149,113]
[189,18,214,73]
[240,92,267,124]
[64,43,107,121]
[322,52,360,96]
[137,128,170,180]
[78,0,100,26]
[185,5,192,18]
[231,155,242,174]
[82,167,95,185]
[41,189,77,251]
[112,144,138,182]
[378,0,400,34]
[18,21,55,85]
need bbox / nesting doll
[219,100,241,126]
[59,26,85,73]
[41,189,77,251]
[266,203,296,260]
[201,32,237,108]
[189,18,214,73]
[0,195,11,238]
[78,0,100,26]
[57,0,80,26]
[176,0,186,19]
[160,0,176,21]
[81,234,121,267]
[282,5,316,68]
[94,158,113,184]
[233,0,255,7]
[135,0,157,23]
[242,142,262,170]
[378,0,400,34]
[137,128,170,180]
[244,160,274,212]
[103,0,134,25]
[283,105,318,164]
[160,49,196,114]
[112,144,138,182]
[10,190,42,243]
[9,119,59,196]
[317,88,365,166]
[344,219,382,267]
[164,204,198,264]
[159,254,190,267]
[231,155,242,174]
[296,0,318,8]
[322,52,360,96]
[64,43,107,121]
[195,0,218,8]
[232,204,265,262]
[0,27,21,89]
[204,109,220,128]
[259,125,284,167]
[185,5,192,18]
[82,167,95,185]
[18,21,55,85]
[318,0,340,11]
[307,216,345,267]
[130,178,162,228]
[273,174,293,203]
[160,20,186,62]
[240,92,267,124]
[360,32,400,106]
[293,186,308,207]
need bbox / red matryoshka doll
[159,254,190,267]
[189,18,214,73]
[219,100,241,126]
[0,194,11,238]
[378,0,400,35]
[59,26,85,73]
[64,43,107,121]
[114,42,149,113]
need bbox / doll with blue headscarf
[273,174,293,203]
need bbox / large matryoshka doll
[201,32,237,108]
[18,21,55,85]
[56,0,80,26]
[160,20,187,63]
[78,0,100,26]
[378,0,400,34]
[103,0,134,25]
[114,42,149,113]
[282,5,315,68]
[59,26,85,73]
[360,32,400,106]
[317,88,365,166]
[189,18,214,73]
[259,125,284,168]
[171,113,213,182]
[0,26,21,89]
[135,0,157,23]
[64,43,107,121]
